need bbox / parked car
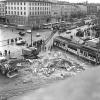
[3,25,8,28]
[18,31,26,36]
[36,33,41,37]
[26,29,32,33]
[16,40,26,45]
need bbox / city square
[0,0,100,100]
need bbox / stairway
[42,29,58,50]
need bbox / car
[3,25,8,28]
[26,29,32,33]
[36,33,40,37]
[18,31,26,36]
[16,40,26,45]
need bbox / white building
[6,0,52,28]
[0,0,6,17]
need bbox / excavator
[22,26,58,59]
[0,57,31,78]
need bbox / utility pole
[31,25,33,47]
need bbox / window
[14,11,16,14]
[38,7,39,10]
[14,2,16,5]
[17,2,19,5]
[17,12,19,15]
[32,2,34,5]
[21,12,22,15]
[30,12,31,15]
[17,7,19,10]
[35,2,37,6]
[24,2,25,5]
[11,2,13,5]
[11,11,13,14]
[8,7,10,10]
[11,7,13,10]
[20,2,22,5]
[9,11,10,14]
[21,7,22,10]
[24,7,26,10]
[32,12,34,15]
[24,12,26,15]
[32,7,34,10]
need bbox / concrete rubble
[21,51,86,83]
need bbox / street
[0,27,51,58]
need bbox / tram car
[53,36,100,64]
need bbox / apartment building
[87,4,97,15]
[0,0,6,24]
[0,0,6,16]
[6,0,52,28]
[51,1,79,22]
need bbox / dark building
[87,4,97,15]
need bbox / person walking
[5,50,7,56]
[7,39,9,45]
[15,38,17,42]
[8,50,11,58]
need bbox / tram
[53,36,100,64]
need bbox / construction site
[0,17,99,99]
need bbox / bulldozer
[22,47,39,59]
[0,57,18,78]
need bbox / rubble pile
[29,51,85,79]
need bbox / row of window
[7,2,26,5]
[30,7,50,10]
[6,11,50,16]
[6,11,26,15]
[6,6,50,11]
[0,13,5,15]
[29,2,51,6]
[0,4,5,7]
[0,9,5,11]
[30,11,50,15]
[7,2,51,6]
[7,7,26,10]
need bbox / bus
[53,36,100,64]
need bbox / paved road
[0,27,51,57]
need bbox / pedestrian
[0,51,2,56]
[5,50,7,56]
[11,39,14,43]
[15,38,17,42]
[8,50,11,58]
[7,39,9,45]
[19,37,22,40]
[8,50,10,55]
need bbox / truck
[0,57,18,78]
[22,47,39,59]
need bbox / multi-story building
[87,4,97,15]
[51,1,80,22]
[0,0,6,23]
[51,0,61,22]
[6,0,52,28]
[75,4,87,14]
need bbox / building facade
[0,0,6,24]
[87,4,97,15]
[6,0,52,28]
[51,1,80,22]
